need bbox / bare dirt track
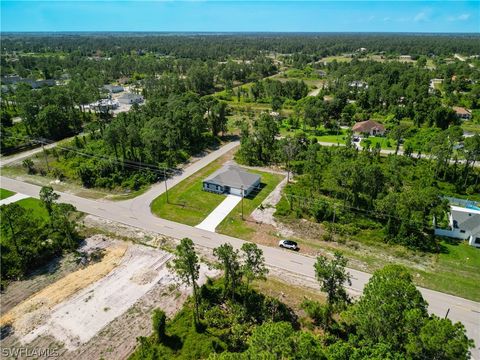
[0,230,218,360]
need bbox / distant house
[87,99,119,112]
[399,55,412,61]
[352,120,386,136]
[118,77,130,85]
[316,70,327,77]
[269,111,280,119]
[349,80,368,89]
[103,84,124,93]
[203,166,261,197]
[118,93,144,105]
[452,106,472,120]
[429,78,443,93]
[1,75,55,89]
[435,205,480,248]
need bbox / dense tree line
[0,187,80,289]
[29,93,228,190]
[131,240,473,359]
[236,114,479,250]
[314,59,478,128]
[3,33,480,59]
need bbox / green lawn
[151,153,234,226]
[416,240,480,301]
[16,197,49,221]
[151,178,225,227]
[360,136,395,150]
[317,134,346,144]
[280,126,348,145]
[151,159,284,232]
[216,171,284,239]
[0,188,15,200]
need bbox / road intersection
[1,140,479,357]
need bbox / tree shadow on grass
[163,334,183,351]
[436,236,466,255]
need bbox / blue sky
[1,1,479,33]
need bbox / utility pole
[163,168,169,204]
[444,308,450,319]
[241,185,244,220]
[42,142,50,172]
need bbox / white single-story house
[435,205,480,248]
[118,93,144,105]
[86,99,119,112]
[349,80,368,89]
[203,166,261,197]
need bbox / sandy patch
[251,177,294,238]
[0,238,128,331]
[20,244,172,350]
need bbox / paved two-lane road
[1,140,479,358]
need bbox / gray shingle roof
[204,166,260,189]
[119,93,143,101]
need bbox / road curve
[0,140,479,357]
[1,178,479,357]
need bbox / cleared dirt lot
[1,228,218,359]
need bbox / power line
[8,134,178,177]
[282,192,438,228]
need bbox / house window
[475,237,480,244]
[460,230,466,234]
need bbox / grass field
[417,239,480,301]
[273,210,480,301]
[151,159,227,226]
[280,126,348,145]
[16,197,49,221]
[0,188,15,200]
[1,189,50,221]
[360,136,395,150]
[151,157,284,232]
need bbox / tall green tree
[314,251,351,308]
[353,265,428,351]
[406,315,473,360]
[39,185,60,217]
[240,242,268,289]
[171,238,201,325]
[213,243,242,300]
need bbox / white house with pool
[203,166,260,197]
[435,204,480,248]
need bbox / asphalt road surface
[1,140,479,358]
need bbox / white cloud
[447,13,471,21]
[414,11,428,22]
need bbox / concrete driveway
[0,193,29,206]
[195,194,241,232]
